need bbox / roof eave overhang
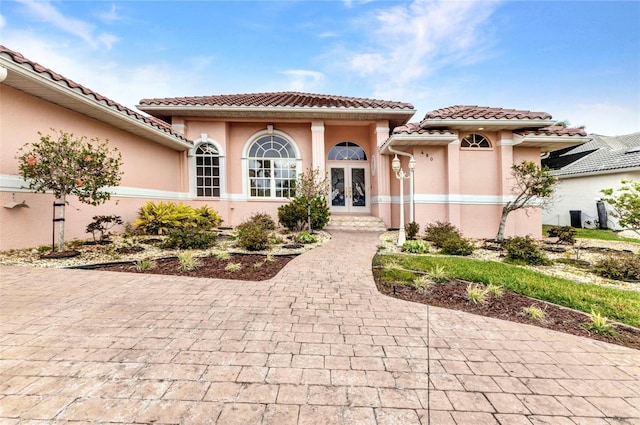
[514,134,590,153]
[420,118,556,131]
[138,105,417,128]
[0,61,192,151]
[379,132,458,154]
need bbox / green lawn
[543,225,640,243]
[374,254,640,328]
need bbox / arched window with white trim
[247,134,298,198]
[195,143,221,197]
[327,141,367,161]
[461,133,491,148]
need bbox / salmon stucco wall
[0,85,189,251]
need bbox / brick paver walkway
[1,231,639,424]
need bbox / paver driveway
[1,231,639,424]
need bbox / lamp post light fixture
[392,154,415,247]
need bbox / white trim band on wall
[372,193,521,205]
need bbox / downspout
[387,146,415,223]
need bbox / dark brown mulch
[89,254,295,281]
[374,277,640,351]
[41,250,81,259]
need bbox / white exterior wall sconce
[4,193,29,209]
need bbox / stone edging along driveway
[1,231,639,424]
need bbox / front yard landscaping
[374,227,640,350]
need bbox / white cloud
[280,70,326,92]
[98,4,121,24]
[15,0,118,50]
[336,0,499,99]
[0,14,6,29]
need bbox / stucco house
[542,133,640,230]
[0,45,589,250]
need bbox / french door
[329,164,369,213]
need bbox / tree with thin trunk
[496,161,556,242]
[16,130,123,252]
[295,168,330,232]
[601,179,640,236]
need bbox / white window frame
[191,135,225,198]
[242,128,302,200]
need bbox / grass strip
[375,254,640,328]
[543,225,640,243]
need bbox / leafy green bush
[503,236,551,266]
[402,240,429,254]
[235,221,271,251]
[86,215,123,242]
[248,212,276,231]
[296,231,317,244]
[593,253,640,281]
[547,226,577,244]
[161,228,217,250]
[440,235,475,256]
[405,222,420,240]
[424,221,462,248]
[134,202,221,235]
[278,196,330,231]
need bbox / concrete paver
[1,231,639,424]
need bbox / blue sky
[1,0,638,135]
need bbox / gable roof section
[547,133,640,177]
[138,92,416,129]
[420,105,555,131]
[0,45,191,151]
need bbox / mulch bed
[86,254,295,281]
[374,276,640,351]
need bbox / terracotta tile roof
[423,105,553,120]
[0,45,188,143]
[392,122,455,135]
[139,91,415,110]
[515,126,588,137]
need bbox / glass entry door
[329,164,369,213]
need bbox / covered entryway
[327,142,369,214]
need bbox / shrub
[296,231,317,244]
[236,221,271,251]
[249,212,276,231]
[424,221,462,248]
[225,262,242,272]
[177,252,201,272]
[278,196,330,231]
[135,259,156,272]
[413,275,431,294]
[402,240,429,254]
[503,236,551,266]
[86,215,123,242]
[547,226,577,244]
[134,201,221,235]
[523,305,546,322]
[428,265,449,283]
[161,228,217,250]
[405,222,420,240]
[466,283,488,305]
[586,310,616,336]
[593,253,640,281]
[440,235,475,256]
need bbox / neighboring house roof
[0,45,191,150]
[138,92,416,129]
[546,133,640,177]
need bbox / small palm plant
[466,283,488,305]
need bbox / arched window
[248,135,297,198]
[195,143,220,197]
[461,134,491,148]
[328,142,367,161]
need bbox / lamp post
[392,154,415,247]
